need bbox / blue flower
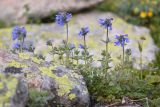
[114,34,129,47]
[21,27,27,38]
[12,43,21,49]
[12,26,27,40]
[69,43,75,50]
[79,27,90,36]
[55,12,72,26]
[99,18,113,30]
[79,44,85,49]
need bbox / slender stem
[66,23,69,43]
[66,23,69,67]
[51,45,55,62]
[71,51,73,63]
[107,28,109,43]
[140,51,143,80]
[84,35,87,65]
[122,45,125,65]
[106,28,109,55]
[20,37,24,53]
[140,41,143,79]
[105,28,109,73]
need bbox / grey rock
[11,78,28,107]
[0,0,103,25]
[0,49,90,107]
[0,74,28,107]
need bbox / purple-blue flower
[55,12,72,26]
[12,26,27,40]
[23,41,35,52]
[79,27,90,36]
[69,43,75,50]
[79,44,85,49]
[114,34,129,47]
[12,43,21,49]
[99,18,113,30]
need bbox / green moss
[39,67,74,97]
[27,89,49,107]
[31,57,43,64]
[68,93,76,100]
[8,60,28,68]
[19,53,30,60]
[0,74,18,106]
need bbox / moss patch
[18,53,30,60]
[68,93,76,100]
[0,74,18,106]
[27,89,49,107]
[8,60,28,68]
[39,67,74,97]
[31,57,43,64]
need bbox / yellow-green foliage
[39,67,74,97]
[8,60,27,68]
[31,57,43,64]
[0,74,18,106]
[68,93,76,100]
[18,53,30,60]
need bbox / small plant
[78,27,90,66]
[27,89,50,107]
[55,12,72,67]
[12,26,26,52]
[114,34,129,65]
[138,36,146,79]
[12,26,35,53]
[99,18,113,73]
[99,18,113,56]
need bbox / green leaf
[146,75,160,84]
[138,41,143,52]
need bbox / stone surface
[0,11,157,68]
[0,0,103,25]
[0,74,28,107]
[0,50,90,107]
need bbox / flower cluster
[55,12,72,26]
[12,42,21,49]
[69,43,75,50]
[79,27,90,36]
[12,26,26,40]
[99,18,113,30]
[114,34,129,47]
[79,44,85,49]
[12,26,35,52]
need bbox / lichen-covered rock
[40,66,90,106]
[0,12,158,68]
[0,74,28,107]
[0,0,103,25]
[0,50,90,107]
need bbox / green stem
[106,28,109,55]
[20,37,24,53]
[51,44,55,62]
[66,23,69,43]
[140,51,143,80]
[84,35,87,65]
[71,51,73,63]
[105,28,109,73]
[66,23,69,67]
[122,45,125,65]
